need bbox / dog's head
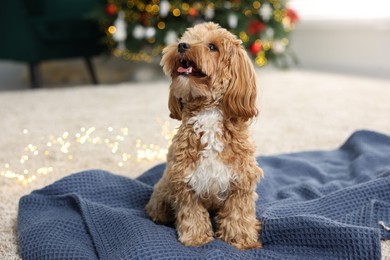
[161,22,258,121]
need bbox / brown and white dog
[145,22,263,250]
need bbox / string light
[157,21,165,30]
[112,47,161,63]
[239,32,249,43]
[1,121,177,186]
[181,3,190,11]
[255,51,267,66]
[253,1,261,9]
[172,8,181,16]
[108,25,117,34]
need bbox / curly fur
[145,22,263,250]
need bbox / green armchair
[0,0,106,88]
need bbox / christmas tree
[96,0,299,68]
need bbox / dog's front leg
[145,174,175,224]
[174,185,214,247]
[216,190,262,250]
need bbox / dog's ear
[168,86,182,120]
[222,45,258,121]
[161,44,182,120]
[160,44,177,77]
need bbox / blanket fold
[18,130,390,259]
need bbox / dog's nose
[178,42,190,53]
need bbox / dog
[145,22,263,250]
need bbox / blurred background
[0,0,389,91]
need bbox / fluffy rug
[1,69,390,259]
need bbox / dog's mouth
[177,59,207,78]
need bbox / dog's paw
[145,200,174,224]
[177,213,214,247]
[216,218,262,250]
[216,231,262,250]
[229,238,262,250]
[179,232,214,247]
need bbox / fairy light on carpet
[136,139,168,161]
[1,122,177,185]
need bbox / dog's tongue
[178,66,193,73]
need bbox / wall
[289,0,390,77]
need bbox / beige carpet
[1,69,389,259]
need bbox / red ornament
[106,4,118,16]
[248,20,265,35]
[286,8,299,24]
[250,41,262,55]
[188,7,199,17]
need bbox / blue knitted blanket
[18,130,390,259]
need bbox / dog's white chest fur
[185,109,235,199]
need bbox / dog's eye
[208,43,218,52]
